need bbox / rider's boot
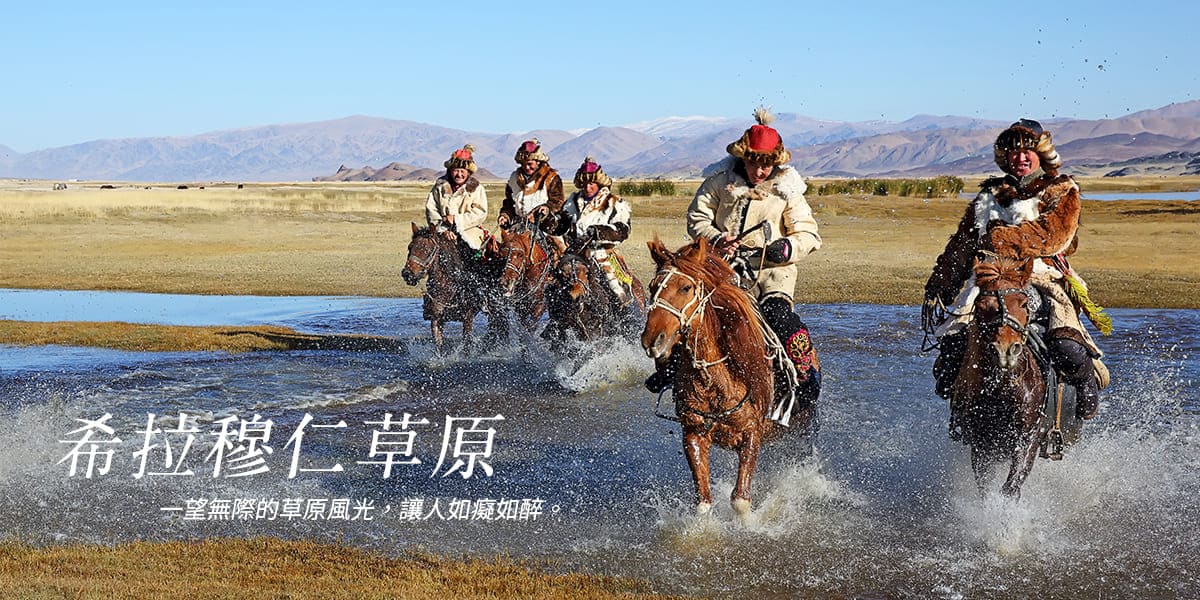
[644,353,680,394]
[933,330,968,400]
[1047,335,1101,420]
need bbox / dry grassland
[0,538,683,599]
[0,178,1197,309]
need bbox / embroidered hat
[727,106,791,166]
[993,119,1062,175]
[443,144,477,173]
[572,156,612,189]
[514,138,549,164]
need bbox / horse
[641,237,815,515]
[952,253,1077,499]
[496,224,559,334]
[401,223,501,354]
[543,249,647,348]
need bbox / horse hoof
[695,502,713,516]
[731,498,752,515]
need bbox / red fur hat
[727,106,791,166]
[443,144,477,173]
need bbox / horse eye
[680,285,693,293]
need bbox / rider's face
[521,160,540,175]
[449,168,469,186]
[583,182,600,198]
[744,159,774,185]
[1006,149,1040,178]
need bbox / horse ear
[694,236,709,264]
[648,236,671,268]
[411,222,419,234]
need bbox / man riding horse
[923,119,1111,423]
[498,139,565,231]
[645,107,823,415]
[543,157,640,320]
[421,144,503,337]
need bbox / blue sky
[2,0,1197,152]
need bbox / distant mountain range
[2,101,1199,181]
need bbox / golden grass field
[0,538,683,599]
[1,176,1197,306]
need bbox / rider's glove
[765,238,792,264]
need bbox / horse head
[641,237,732,360]
[498,226,533,297]
[402,223,458,286]
[552,253,592,302]
[972,253,1035,370]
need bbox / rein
[654,384,753,432]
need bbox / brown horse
[497,225,560,333]
[401,223,498,354]
[543,250,647,347]
[952,253,1067,499]
[641,237,815,516]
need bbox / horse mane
[974,254,1031,289]
[667,240,771,401]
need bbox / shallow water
[957,190,1200,201]
[1,290,1197,598]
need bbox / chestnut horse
[497,224,560,333]
[543,251,647,347]
[641,237,815,515]
[401,223,500,354]
[953,253,1076,498]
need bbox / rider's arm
[499,176,518,225]
[590,197,632,244]
[767,171,821,266]
[545,172,566,213]
[425,183,444,227]
[987,177,1080,260]
[687,175,725,244]
[925,204,979,305]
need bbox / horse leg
[431,318,445,355]
[1001,417,1044,500]
[731,431,762,516]
[461,312,474,355]
[682,428,713,514]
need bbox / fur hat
[572,156,612,189]
[514,138,549,164]
[993,119,1062,175]
[727,106,791,166]
[444,144,477,173]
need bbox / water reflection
[1,292,1196,598]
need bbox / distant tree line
[616,180,679,197]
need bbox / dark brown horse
[641,237,815,516]
[543,250,647,347]
[401,223,498,354]
[497,225,560,333]
[952,254,1064,499]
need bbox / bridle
[647,266,728,381]
[501,233,552,301]
[647,267,715,335]
[975,286,1031,341]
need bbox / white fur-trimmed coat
[425,176,488,249]
[687,157,822,301]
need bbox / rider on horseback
[645,107,823,413]
[543,157,637,312]
[498,139,565,231]
[425,144,490,258]
[923,119,1111,421]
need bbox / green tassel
[1064,274,1113,335]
